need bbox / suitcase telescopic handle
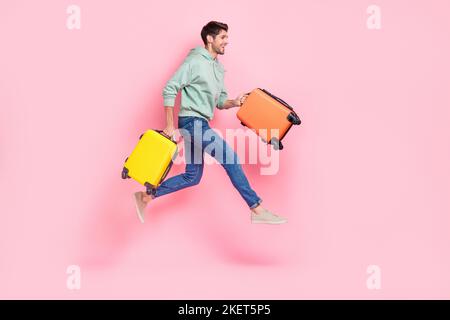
[259,88,293,110]
[259,88,301,121]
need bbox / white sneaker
[133,191,147,223]
[251,209,287,224]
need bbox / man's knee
[183,167,203,186]
[190,172,203,186]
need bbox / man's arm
[162,106,175,137]
[163,60,191,108]
[162,59,191,137]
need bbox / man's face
[208,29,228,55]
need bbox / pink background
[1,0,449,299]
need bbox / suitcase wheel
[240,121,246,127]
[121,167,129,179]
[144,182,154,195]
[270,138,284,151]
[139,133,144,140]
[125,157,129,163]
[287,112,301,125]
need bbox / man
[133,21,287,225]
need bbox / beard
[215,45,225,55]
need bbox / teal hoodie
[162,46,228,121]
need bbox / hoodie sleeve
[162,60,192,107]
[216,85,228,109]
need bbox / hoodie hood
[189,46,215,61]
[187,46,225,76]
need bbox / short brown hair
[201,21,228,46]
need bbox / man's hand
[162,125,175,138]
[220,93,250,109]
[234,93,249,107]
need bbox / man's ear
[207,34,214,44]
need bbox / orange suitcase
[237,88,301,150]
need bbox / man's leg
[153,162,203,197]
[136,161,203,222]
[201,125,261,209]
[150,123,204,199]
[136,123,204,221]
[202,124,287,224]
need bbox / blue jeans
[152,116,262,209]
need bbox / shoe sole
[251,219,287,224]
[133,192,145,224]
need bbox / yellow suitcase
[122,129,178,195]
